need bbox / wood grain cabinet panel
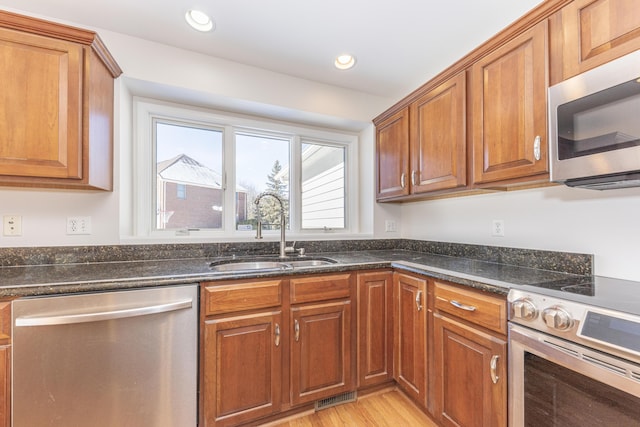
[203,311,283,427]
[0,345,9,427]
[290,300,353,406]
[410,71,467,194]
[555,0,640,81]
[433,313,507,427]
[375,107,410,200]
[471,20,549,186]
[357,271,393,388]
[394,273,427,408]
[0,10,121,190]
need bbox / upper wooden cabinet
[410,72,467,194]
[376,107,410,200]
[551,0,640,84]
[470,20,549,186]
[375,72,466,201]
[0,10,121,190]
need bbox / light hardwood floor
[265,389,438,426]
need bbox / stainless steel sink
[209,257,337,273]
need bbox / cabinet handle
[450,300,476,312]
[400,172,406,189]
[275,323,281,347]
[533,135,541,161]
[294,319,300,342]
[415,290,423,311]
[490,355,500,384]
[411,170,418,186]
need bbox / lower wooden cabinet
[394,273,427,407]
[433,311,507,427]
[290,300,353,406]
[0,345,9,427]
[357,271,393,388]
[203,311,283,427]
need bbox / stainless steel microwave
[549,49,640,190]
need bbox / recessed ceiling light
[334,54,356,70]
[185,9,214,32]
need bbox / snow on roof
[158,154,246,192]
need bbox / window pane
[155,121,223,230]
[301,142,345,229]
[235,132,290,231]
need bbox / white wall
[398,185,640,281]
[0,21,392,248]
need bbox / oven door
[509,324,640,427]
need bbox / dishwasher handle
[15,299,193,327]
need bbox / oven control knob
[512,298,538,320]
[542,306,573,330]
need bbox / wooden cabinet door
[558,0,640,81]
[203,311,282,427]
[471,20,549,185]
[0,346,9,427]
[290,300,353,406]
[394,273,427,407]
[376,107,410,200]
[0,28,83,180]
[357,271,393,388]
[410,71,467,194]
[433,313,507,427]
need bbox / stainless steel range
[507,276,640,426]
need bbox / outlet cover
[492,220,505,237]
[67,216,92,235]
[3,215,22,236]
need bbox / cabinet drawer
[203,280,283,316]
[290,274,352,304]
[434,281,507,335]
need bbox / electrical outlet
[3,215,22,236]
[385,220,397,232]
[492,220,505,237]
[67,216,92,235]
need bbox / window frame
[134,97,359,239]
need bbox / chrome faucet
[254,191,289,258]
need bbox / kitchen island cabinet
[432,281,507,427]
[394,272,428,408]
[0,10,121,190]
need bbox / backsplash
[0,239,592,276]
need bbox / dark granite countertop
[0,249,585,298]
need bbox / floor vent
[315,391,357,411]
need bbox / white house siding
[301,163,345,229]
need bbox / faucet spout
[254,192,287,258]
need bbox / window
[134,99,358,238]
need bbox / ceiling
[0,0,542,101]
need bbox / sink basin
[209,261,290,273]
[286,259,335,267]
[209,256,337,273]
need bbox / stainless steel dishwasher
[11,284,198,427]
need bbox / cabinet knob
[275,323,281,347]
[400,172,406,189]
[294,319,300,342]
[411,170,418,186]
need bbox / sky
[156,122,290,192]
